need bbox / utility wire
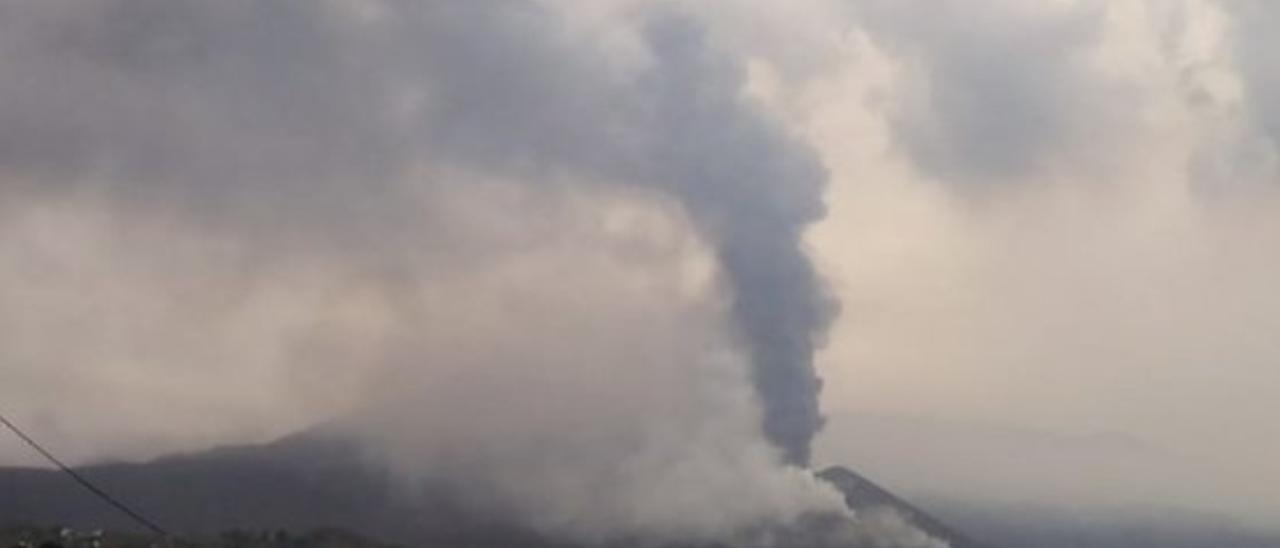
[0,411,169,537]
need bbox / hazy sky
[803,0,1280,522]
[1,0,1277,536]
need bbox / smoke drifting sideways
[0,1,931,545]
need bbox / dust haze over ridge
[0,0,872,545]
[12,0,1280,544]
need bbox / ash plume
[1,0,833,465]
[0,0,855,544]
[640,18,837,466]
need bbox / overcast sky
[1,0,1277,535]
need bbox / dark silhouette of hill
[0,430,573,547]
[0,430,978,547]
[1,523,401,548]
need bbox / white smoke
[0,1,953,545]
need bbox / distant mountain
[917,497,1280,548]
[0,430,979,547]
[816,413,1280,548]
[818,467,986,548]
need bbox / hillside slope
[0,431,978,547]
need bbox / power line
[0,411,169,538]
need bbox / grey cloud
[0,0,851,543]
[1224,1,1280,160]
[0,0,834,466]
[372,11,838,462]
[852,0,1105,184]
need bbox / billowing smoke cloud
[639,18,837,466]
[851,0,1108,184]
[0,0,863,544]
[392,6,838,465]
[0,0,832,465]
[1226,1,1280,161]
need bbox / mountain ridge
[0,430,977,547]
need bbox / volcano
[0,429,983,547]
